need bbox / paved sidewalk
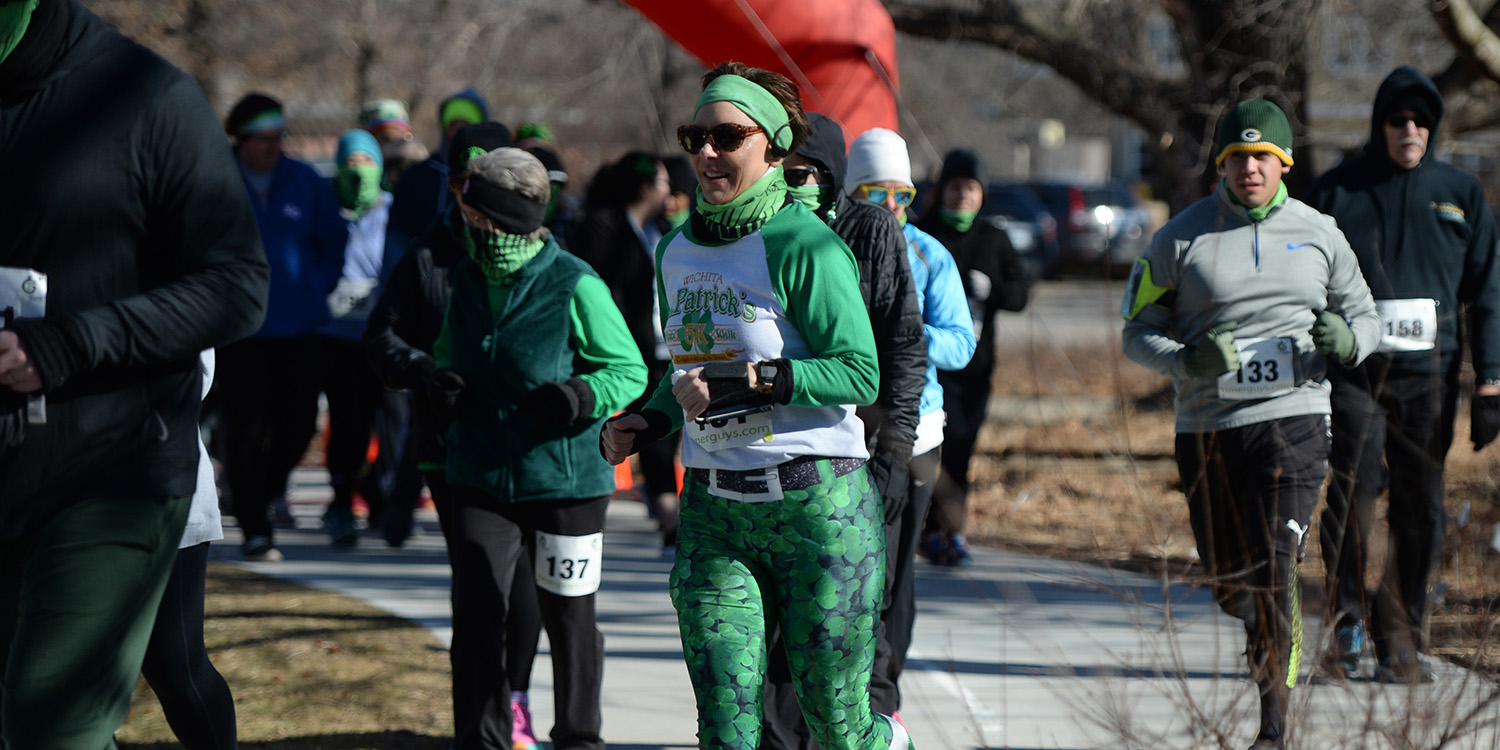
[217,468,1500,749]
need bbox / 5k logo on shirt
[678,310,716,354]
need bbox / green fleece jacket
[435,238,646,501]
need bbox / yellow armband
[1121,257,1176,320]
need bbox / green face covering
[786,183,836,219]
[0,0,40,66]
[336,163,383,217]
[465,225,545,286]
[694,166,788,243]
[941,209,978,233]
[543,183,563,226]
[667,208,690,229]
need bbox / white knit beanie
[845,128,912,195]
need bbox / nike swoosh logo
[1286,242,1315,251]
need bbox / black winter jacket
[915,216,1030,377]
[0,0,269,535]
[1307,66,1500,381]
[795,115,926,465]
[363,205,467,464]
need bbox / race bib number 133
[1218,337,1296,401]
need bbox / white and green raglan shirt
[643,202,879,471]
[1122,188,1380,433]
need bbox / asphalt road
[992,278,1130,352]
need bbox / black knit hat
[938,149,987,192]
[525,145,568,185]
[225,93,283,136]
[662,156,696,196]
[447,121,513,174]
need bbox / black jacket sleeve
[976,220,1032,314]
[364,246,438,391]
[834,198,925,463]
[1459,184,1500,382]
[12,72,268,391]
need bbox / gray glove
[1310,309,1358,364]
[1183,322,1240,378]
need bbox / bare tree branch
[1431,0,1500,86]
[882,1,1184,137]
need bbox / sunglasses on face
[678,123,764,154]
[857,184,916,207]
[784,166,828,186]
[1386,114,1431,130]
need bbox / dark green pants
[1,495,189,750]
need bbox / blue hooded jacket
[242,155,348,339]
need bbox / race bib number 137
[534,530,604,597]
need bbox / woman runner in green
[601,62,914,750]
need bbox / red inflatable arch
[625,0,900,148]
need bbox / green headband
[694,74,793,153]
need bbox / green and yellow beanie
[1214,99,1293,167]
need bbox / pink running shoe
[511,697,539,750]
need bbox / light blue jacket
[904,223,976,416]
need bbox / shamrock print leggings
[669,459,913,750]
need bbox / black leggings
[140,542,238,750]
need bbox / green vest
[445,238,616,502]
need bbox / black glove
[423,368,471,422]
[517,378,595,430]
[867,447,911,526]
[1473,394,1500,451]
[0,390,26,450]
[599,409,672,461]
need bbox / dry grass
[968,344,1500,678]
[117,565,454,750]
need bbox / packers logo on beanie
[1215,99,1293,167]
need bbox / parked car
[1026,179,1151,274]
[982,183,1061,280]
[911,180,1061,280]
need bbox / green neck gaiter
[543,184,563,226]
[786,183,836,222]
[695,166,787,242]
[941,208,978,233]
[336,163,383,217]
[667,207,690,229]
[0,0,40,66]
[1224,180,1288,222]
[465,226,545,286]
